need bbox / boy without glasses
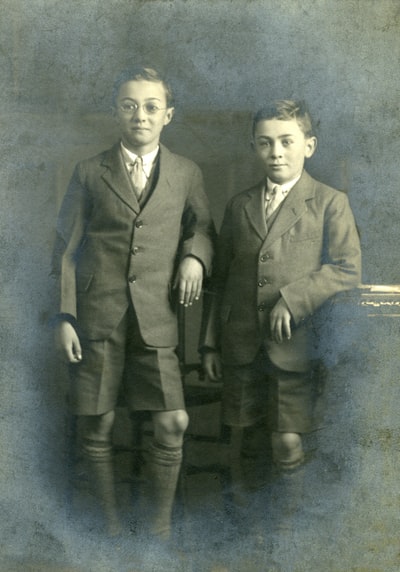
[202,100,361,533]
[52,66,214,539]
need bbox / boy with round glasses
[52,66,215,540]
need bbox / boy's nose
[132,106,147,121]
[270,144,283,157]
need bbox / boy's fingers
[203,360,212,379]
[274,319,283,343]
[189,279,202,304]
[183,279,201,306]
[203,354,220,381]
[283,317,291,340]
[66,347,77,363]
[186,283,195,306]
[193,279,202,302]
[178,280,187,304]
[183,282,193,306]
[210,358,218,380]
[207,368,217,381]
[209,365,220,381]
[73,343,82,361]
[271,317,277,341]
[214,362,222,380]
[176,273,202,305]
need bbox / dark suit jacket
[52,143,215,347]
[202,170,362,372]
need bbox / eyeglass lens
[119,102,163,114]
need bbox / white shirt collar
[120,142,159,176]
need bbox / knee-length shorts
[68,306,184,416]
[222,347,321,433]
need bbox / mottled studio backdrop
[0,1,399,571]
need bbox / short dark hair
[252,100,314,138]
[112,66,174,107]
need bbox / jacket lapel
[101,143,141,214]
[139,144,173,215]
[243,182,268,241]
[263,171,316,247]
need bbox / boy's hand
[174,256,203,307]
[202,350,223,382]
[55,321,82,363]
[270,297,292,344]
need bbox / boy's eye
[144,103,160,113]
[118,102,164,114]
[121,103,136,112]
[282,139,292,146]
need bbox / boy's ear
[305,136,317,158]
[163,107,175,126]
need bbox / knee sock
[144,440,183,540]
[240,425,274,493]
[268,460,305,535]
[230,425,273,517]
[230,427,274,542]
[82,438,121,536]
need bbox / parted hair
[112,66,175,107]
[252,100,314,138]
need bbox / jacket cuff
[198,345,220,355]
[48,313,78,329]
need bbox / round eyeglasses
[118,102,167,115]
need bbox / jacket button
[258,277,269,287]
[260,253,271,262]
[128,275,137,283]
[135,220,143,228]
[131,246,139,255]
[257,303,266,312]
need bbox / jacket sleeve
[50,164,91,320]
[180,164,216,277]
[280,191,362,325]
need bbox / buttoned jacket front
[202,170,362,372]
[52,143,214,346]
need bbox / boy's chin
[266,168,301,185]
[267,174,286,184]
